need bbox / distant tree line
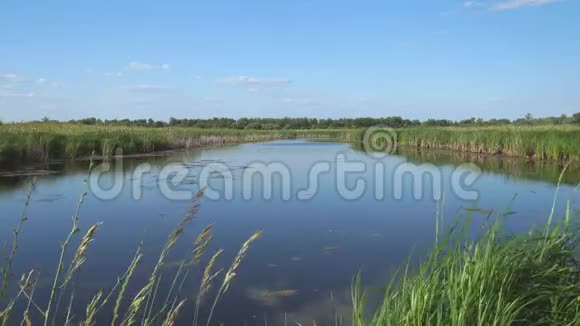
[34,112,580,129]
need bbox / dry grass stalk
[206,231,262,326]
[111,248,142,326]
[81,290,103,326]
[192,224,214,265]
[120,284,152,326]
[62,224,100,288]
[1,179,35,297]
[0,270,35,325]
[139,189,206,325]
[222,231,262,294]
[44,156,94,326]
[161,299,186,326]
[193,249,224,326]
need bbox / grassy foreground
[352,203,580,325]
[0,170,263,325]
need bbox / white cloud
[463,1,485,7]
[121,84,172,93]
[36,78,48,84]
[1,73,19,81]
[487,96,505,102]
[282,97,319,105]
[0,90,35,98]
[104,72,123,77]
[492,0,561,10]
[463,0,561,11]
[126,61,171,71]
[217,76,291,88]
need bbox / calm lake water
[0,140,578,325]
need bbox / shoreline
[1,124,579,165]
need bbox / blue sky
[1,0,579,122]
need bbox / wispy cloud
[0,73,56,99]
[463,0,561,11]
[493,0,561,10]
[0,88,35,98]
[217,76,291,88]
[282,97,319,105]
[121,84,172,93]
[463,1,484,8]
[1,73,20,81]
[104,72,123,77]
[126,61,171,71]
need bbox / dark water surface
[0,140,578,325]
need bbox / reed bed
[393,126,580,161]
[2,123,578,165]
[0,122,354,163]
[352,201,580,325]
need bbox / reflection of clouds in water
[283,289,352,325]
[244,286,352,325]
[246,288,299,306]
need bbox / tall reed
[352,204,579,325]
[206,230,263,326]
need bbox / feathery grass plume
[130,189,203,324]
[200,249,224,297]
[159,222,215,323]
[151,222,214,319]
[81,290,103,326]
[61,224,100,288]
[191,224,215,265]
[206,231,262,326]
[44,155,95,326]
[1,178,36,297]
[120,283,152,326]
[159,222,215,322]
[193,249,223,326]
[161,299,186,326]
[222,231,262,293]
[139,188,206,325]
[111,247,143,326]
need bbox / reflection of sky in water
[0,140,577,324]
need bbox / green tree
[572,112,580,125]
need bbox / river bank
[1,123,578,165]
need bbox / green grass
[352,202,580,326]
[0,122,357,163]
[1,123,578,164]
[394,126,580,160]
